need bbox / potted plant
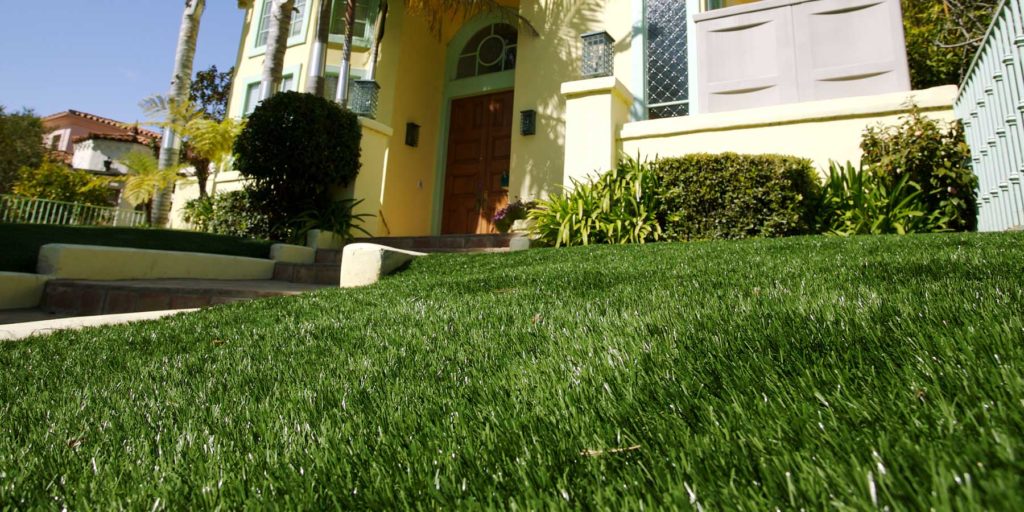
[493,199,537,234]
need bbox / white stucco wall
[71,139,150,174]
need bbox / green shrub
[652,153,821,240]
[12,159,115,206]
[293,198,373,242]
[233,91,361,240]
[861,109,977,231]
[817,161,944,235]
[182,190,271,240]
[529,158,663,247]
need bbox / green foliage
[12,159,114,206]
[234,92,362,240]
[0,106,45,195]
[817,161,946,235]
[118,150,180,208]
[528,158,663,246]
[653,153,821,240]
[902,0,1000,89]
[190,65,233,122]
[2,234,1024,508]
[181,190,271,240]
[861,108,977,231]
[293,198,373,243]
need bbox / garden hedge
[652,153,821,240]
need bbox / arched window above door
[455,23,518,79]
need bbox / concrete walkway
[0,309,198,341]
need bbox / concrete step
[273,262,341,285]
[313,234,521,264]
[41,279,328,317]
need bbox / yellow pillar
[352,117,393,237]
[561,77,634,188]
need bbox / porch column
[351,117,393,237]
[561,77,634,188]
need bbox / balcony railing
[0,195,147,228]
[955,0,1024,231]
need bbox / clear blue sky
[0,0,245,124]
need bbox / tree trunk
[367,0,388,80]
[305,0,333,96]
[334,0,357,106]
[260,0,296,100]
[152,0,205,228]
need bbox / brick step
[273,262,341,284]
[42,279,327,317]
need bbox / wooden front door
[441,90,513,234]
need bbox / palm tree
[152,0,206,227]
[141,95,210,196]
[119,150,182,225]
[366,0,389,80]
[186,116,247,196]
[305,0,334,95]
[335,0,359,106]
[260,0,297,100]
[153,0,255,226]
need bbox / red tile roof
[43,110,162,140]
[72,129,159,146]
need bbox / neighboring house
[42,110,162,207]
[174,0,957,237]
[42,110,161,165]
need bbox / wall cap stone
[339,243,426,288]
[621,85,958,141]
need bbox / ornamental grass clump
[528,157,663,246]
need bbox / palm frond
[118,150,183,207]
[139,95,205,133]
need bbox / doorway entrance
[441,90,513,234]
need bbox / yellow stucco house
[171,0,959,237]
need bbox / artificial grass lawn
[0,223,274,273]
[2,234,1023,509]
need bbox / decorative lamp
[581,31,615,78]
[349,80,381,119]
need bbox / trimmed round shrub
[652,153,821,240]
[233,91,361,240]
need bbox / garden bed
[1,233,1022,508]
[0,223,274,273]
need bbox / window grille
[646,0,689,118]
[455,24,518,79]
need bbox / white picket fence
[0,195,147,227]
[955,0,1024,231]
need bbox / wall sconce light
[405,122,420,147]
[520,109,537,136]
[581,31,615,78]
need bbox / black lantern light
[581,31,615,78]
